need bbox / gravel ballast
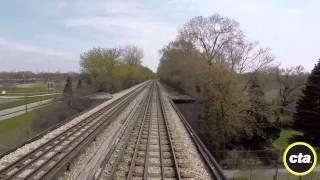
[159,83,211,179]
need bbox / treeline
[33,45,154,132]
[158,14,282,150]
[0,71,79,83]
[80,45,154,92]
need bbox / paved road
[0,99,54,121]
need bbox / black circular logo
[283,142,317,176]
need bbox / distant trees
[80,46,154,92]
[294,60,320,144]
[158,14,279,150]
[0,72,79,84]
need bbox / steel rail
[157,98,165,180]
[157,84,182,180]
[143,99,152,180]
[126,82,154,180]
[0,82,149,179]
[103,81,154,180]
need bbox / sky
[0,0,319,72]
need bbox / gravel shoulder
[159,83,212,179]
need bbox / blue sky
[0,0,319,72]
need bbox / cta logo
[283,142,317,176]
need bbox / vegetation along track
[0,81,150,179]
[106,82,193,179]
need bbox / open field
[0,81,65,96]
[0,111,39,153]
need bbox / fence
[0,97,61,120]
[214,149,320,180]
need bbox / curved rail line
[0,82,150,180]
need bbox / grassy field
[0,111,39,153]
[273,129,303,150]
[0,92,60,96]
[0,81,65,95]
[0,94,59,111]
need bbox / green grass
[0,94,59,111]
[273,129,303,150]
[0,111,38,152]
[0,82,65,95]
[0,111,35,133]
[0,92,61,96]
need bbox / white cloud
[0,38,78,72]
[63,14,177,71]
[2,0,319,72]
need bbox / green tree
[294,60,320,144]
[80,47,154,92]
[242,76,280,149]
[80,48,121,91]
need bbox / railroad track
[0,81,150,180]
[110,82,192,180]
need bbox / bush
[32,85,98,131]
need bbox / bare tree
[224,40,274,73]
[276,65,306,107]
[121,45,144,66]
[179,14,242,64]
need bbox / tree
[63,76,73,95]
[294,60,320,144]
[242,75,280,149]
[203,64,249,150]
[179,14,274,74]
[80,46,153,92]
[276,66,306,107]
[121,45,144,66]
[179,14,242,64]
[80,48,121,91]
[224,40,274,73]
[158,14,277,150]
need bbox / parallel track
[0,82,150,180]
[0,80,227,180]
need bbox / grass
[0,94,59,111]
[0,82,65,95]
[0,111,38,152]
[0,91,61,96]
[0,111,35,134]
[273,129,303,150]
